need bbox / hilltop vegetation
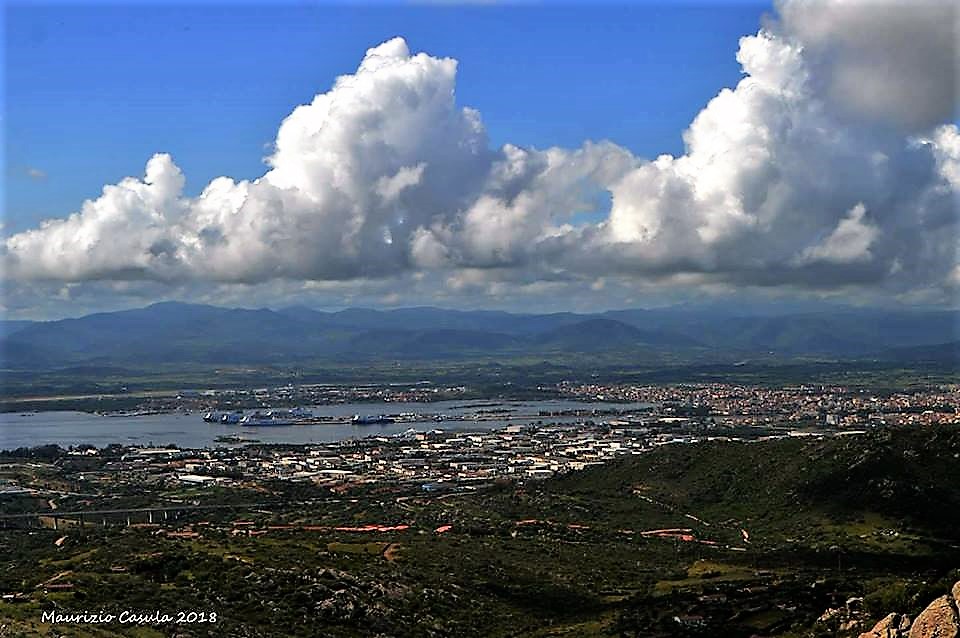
[551,425,960,540]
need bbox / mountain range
[1,301,958,370]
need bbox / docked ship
[239,408,313,426]
[203,411,243,424]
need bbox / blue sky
[4,0,955,319]
[5,1,769,234]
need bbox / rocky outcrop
[908,594,958,638]
[859,613,904,638]
[855,580,960,638]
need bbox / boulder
[859,612,902,638]
[908,595,959,638]
[820,607,843,623]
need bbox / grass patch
[326,541,389,556]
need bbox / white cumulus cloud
[4,3,958,308]
[798,203,879,265]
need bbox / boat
[240,408,314,426]
[240,414,294,426]
[204,408,313,427]
[221,412,243,425]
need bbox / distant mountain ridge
[1,301,957,370]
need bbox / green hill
[550,427,960,545]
